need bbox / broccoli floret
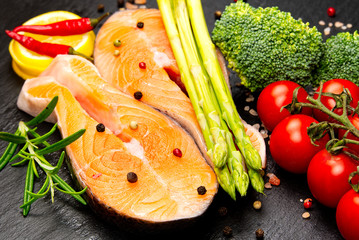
[212,1,323,92]
[313,31,359,86]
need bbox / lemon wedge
[8,11,96,80]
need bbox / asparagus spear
[158,0,263,196]
[158,0,237,198]
[174,0,252,196]
[186,0,262,171]
[225,131,250,196]
[208,78,249,196]
[172,0,228,168]
[215,166,236,200]
[248,168,265,194]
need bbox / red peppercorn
[327,7,336,17]
[304,198,313,209]
[173,148,182,157]
[139,62,146,69]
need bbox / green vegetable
[0,96,87,216]
[187,0,262,172]
[313,31,359,85]
[172,0,228,168]
[212,1,323,92]
[158,0,264,198]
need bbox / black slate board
[0,0,356,239]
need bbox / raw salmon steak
[94,9,210,166]
[17,55,217,228]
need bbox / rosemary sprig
[0,96,87,216]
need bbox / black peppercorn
[127,172,138,183]
[197,186,207,195]
[96,123,106,132]
[137,21,144,28]
[255,228,264,239]
[134,91,143,100]
[214,10,222,20]
[97,4,105,12]
[117,0,125,8]
[218,206,228,217]
[223,226,233,237]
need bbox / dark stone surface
[0,0,355,239]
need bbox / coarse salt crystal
[246,95,255,102]
[335,21,344,28]
[249,109,258,116]
[324,27,331,36]
[302,212,311,219]
[264,182,272,189]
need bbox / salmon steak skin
[17,55,218,230]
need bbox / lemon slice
[9,11,96,79]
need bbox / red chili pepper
[13,13,109,36]
[5,30,93,61]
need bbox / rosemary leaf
[49,151,65,175]
[52,175,87,205]
[9,143,29,163]
[31,157,39,178]
[11,157,29,167]
[37,129,85,155]
[30,123,58,145]
[55,185,87,195]
[28,128,50,147]
[25,96,58,127]
[23,159,35,216]
[0,141,18,171]
[0,132,26,144]
[20,175,50,209]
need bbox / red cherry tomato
[313,79,359,122]
[257,80,312,132]
[338,114,359,156]
[336,190,359,240]
[307,149,358,208]
[270,114,329,174]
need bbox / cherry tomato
[338,114,359,156]
[270,114,329,174]
[307,149,358,208]
[257,81,312,132]
[313,79,359,122]
[336,190,359,240]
